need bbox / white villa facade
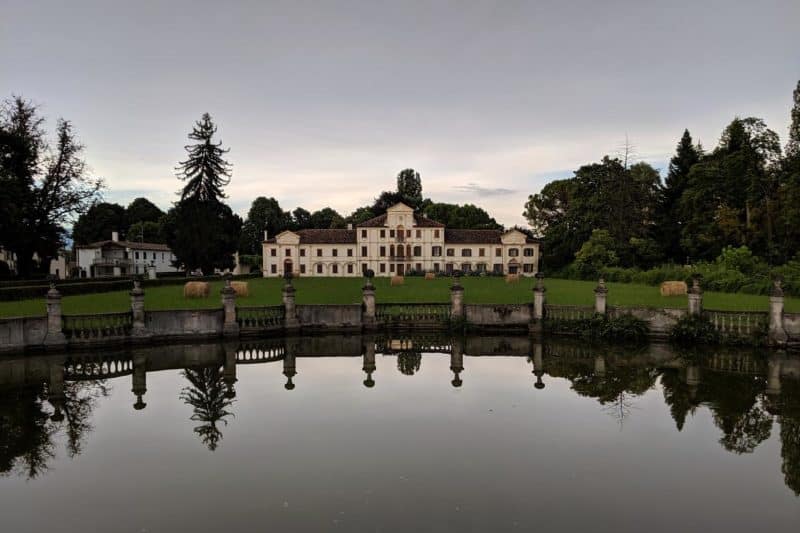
[262,203,540,277]
[76,232,179,278]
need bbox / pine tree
[658,129,701,262]
[396,168,422,208]
[175,113,231,203]
[786,80,800,159]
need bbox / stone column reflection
[132,354,147,410]
[532,342,545,389]
[362,338,376,388]
[594,355,607,377]
[450,336,464,388]
[685,365,701,401]
[283,338,298,390]
[223,343,238,399]
[766,356,783,397]
[48,356,66,421]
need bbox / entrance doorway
[397,264,405,276]
[283,259,293,276]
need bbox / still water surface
[1,334,798,532]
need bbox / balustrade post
[132,354,147,410]
[687,275,703,316]
[221,274,240,337]
[44,282,67,348]
[532,341,545,389]
[594,276,608,315]
[768,277,788,346]
[450,275,464,320]
[363,337,376,388]
[362,271,376,329]
[282,272,300,330]
[130,277,148,338]
[531,273,546,333]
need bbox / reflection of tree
[180,367,234,451]
[703,373,772,454]
[397,353,421,376]
[660,370,697,431]
[0,380,106,479]
[569,364,658,427]
[777,379,800,496]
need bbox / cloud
[451,183,517,196]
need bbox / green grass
[0,276,797,318]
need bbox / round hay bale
[505,273,520,283]
[230,281,249,297]
[184,281,210,299]
[390,275,405,286]
[424,272,436,280]
[660,280,687,296]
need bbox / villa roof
[263,229,357,245]
[356,213,445,228]
[76,240,172,251]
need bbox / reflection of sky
[1,351,798,532]
[2,1,797,227]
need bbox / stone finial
[688,274,703,295]
[594,276,608,294]
[451,270,463,291]
[534,272,546,292]
[771,275,784,298]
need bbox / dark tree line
[72,197,165,245]
[525,79,800,272]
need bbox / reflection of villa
[262,203,540,277]
[76,231,179,278]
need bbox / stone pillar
[362,278,376,329]
[283,273,299,330]
[283,350,297,390]
[130,278,148,338]
[450,336,464,388]
[450,277,464,320]
[594,355,606,377]
[687,276,703,316]
[766,356,783,396]
[768,277,789,346]
[147,265,157,280]
[221,275,240,337]
[532,341,545,389]
[531,273,546,333]
[44,282,67,348]
[594,276,608,315]
[132,354,147,410]
[362,338,376,388]
[223,343,238,398]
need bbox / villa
[76,231,179,278]
[262,203,540,277]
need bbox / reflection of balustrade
[376,303,451,325]
[237,305,285,329]
[703,310,767,338]
[65,355,133,380]
[62,312,133,340]
[236,342,286,363]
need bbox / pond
[1,334,798,532]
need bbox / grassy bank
[0,276,797,318]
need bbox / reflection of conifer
[704,373,772,454]
[60,380,108,458]
[397,353,422,376]
[180,367,234,451]
[778,379,800,495]
[660,370,696,431]
[0,386,56,479]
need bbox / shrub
[546,313,648,343]
[669,315,720,345]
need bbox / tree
[71,202,127,244]
[657,130,702,263]
[290,207,311,230]
[239,197,290,254]
[127,220,164,244]
[308,207,345,229]
[175,113,231,204]
[574,229,619,278]
[126,197,164,225]
[396,168,423,207]
[164,113,241,273]
[346,206,377,226]
[787,80,800,159]
[0,98,102,276]
[422,201,502,229]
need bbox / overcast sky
[2,0,798,227]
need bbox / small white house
[76,231,180,278]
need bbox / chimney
[347,223,353,230]
[111,231,119,242]
[263,230,268,241]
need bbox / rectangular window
[347,248,353,257]
[508,248,519,257]
[477,263,486,272]
[416,263,422,271]
[523,264,534,273]
[479,248,485,257]
[380,230,386,238]
[493,263,503,274]
[434,230,440,238]
[433,263,440,272]
[390,264,395,272]
[416,230,421,238]
[406,230,411,237]
[271,264,277,274]
[332,264,338,274]
[317,249,322,257]
[389,230,395,238]
[332,249,338,257]
[446,248,455,257]
[361,246,368,257]
[379,246,386,257]
[380,263,386,273]
[413,246,422,256]
[300,249,306,257]
[347,264,354,274]
[285,248,291,257]
[461,249,472,257]
[316,264,323,274]
[524,248,535,257]
[496,248,503,257]
[432,246,442,257]
[162,253,165,261]
[445,263,454,274]
[271,248,277,257]
[361,229,367,238]
[462,263,471,272]
[143,252,147,260]
[300,264,307,274]
[362,263,367,274]
[135,252,139,260]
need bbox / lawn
[0,276,797,318]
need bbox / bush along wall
[545,313,648,343]
[668,314,768,347]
